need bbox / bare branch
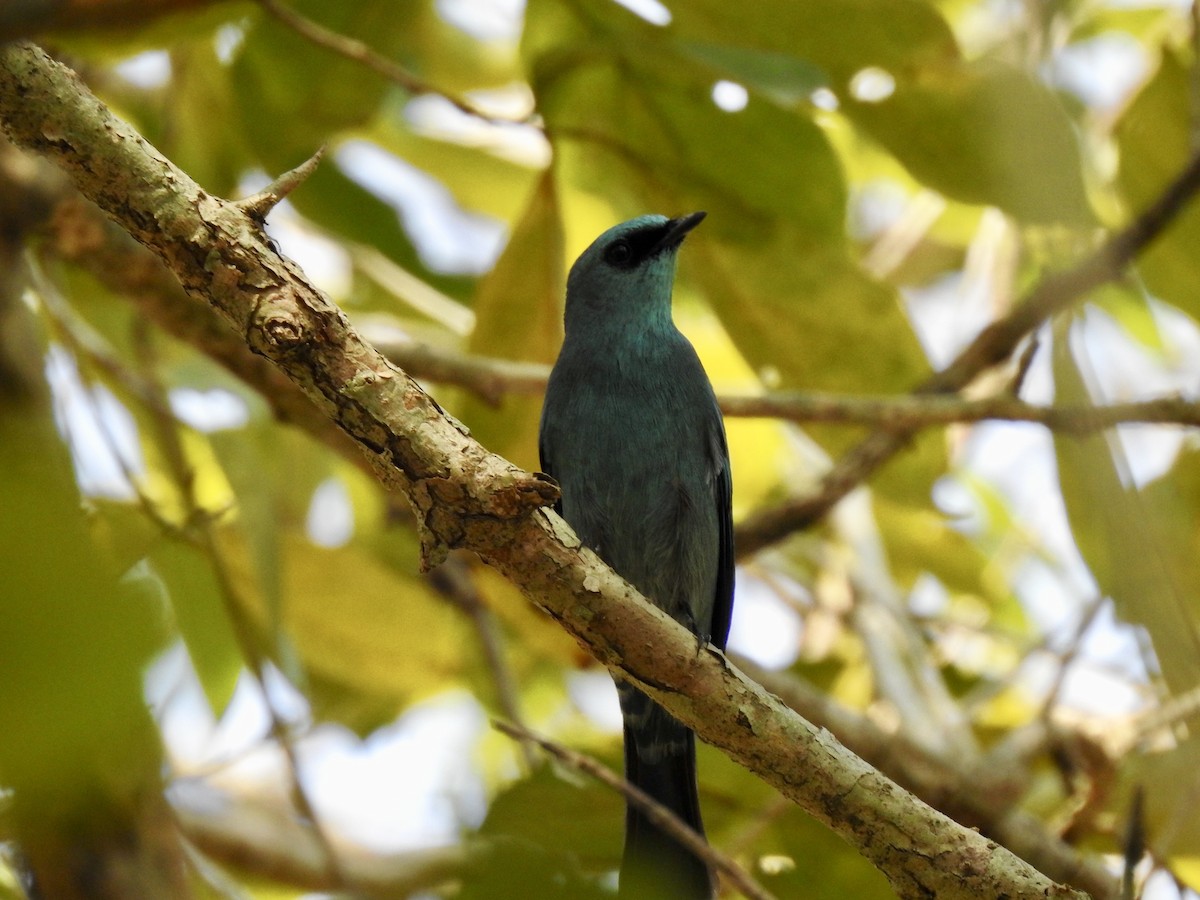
[173,779,471,896]
[432,556,539,770]
[725,391,1200,432]
[376,334,1200,434]
[735,147,1200,557]
[737,655,1120,900]
[254,0,529,126]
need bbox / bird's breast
[543,348,720,622]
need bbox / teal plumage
[539,213,734,899]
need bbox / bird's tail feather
[618,686,715,900]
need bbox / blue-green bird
[539,212,734,899]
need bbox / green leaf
[1116,48,1200,321]
[526,0,940,502]
[671,0,1089,222]
[271,534,475,733]
[150,539,243,714]
[753,806,897,899]
[670,0,960,86]
[846,58,1093,224]
[162,37,250,196]
[231,2,419,168]
[1052,321,1200,696]
[0,401,163,798]
[480,763,623,865]
[675,40,829,105]
[457,171,563,470]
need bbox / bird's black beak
[653,211,706,254]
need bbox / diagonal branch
[0,43,1106,900]
[255,0,530,126]
[494,720,776,900]
[734,148,1200,558]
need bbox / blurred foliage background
[4,0,1200,897]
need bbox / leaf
[264,534,476,733]
[676,40,829,105]
[232,2,421,168]
[1120,736,1200,879]
[525,0,941,502]
[1116,48,1200,321]
[673,1,1091,223]
[480,763,623,864]
[0,406,163,796]
[845,58,1093,224]
[753,806,896,899]
[671,0,960,86]
[163,36,249,196]
[150,539,243,715]
[457,170,564,470]
[1052,321,1200,695]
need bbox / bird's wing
[709,412,735,651]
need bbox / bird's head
[563,212,705,334]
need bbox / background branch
[0,0,220,41]
[38,193,1200,444]
[494,720,776,900]
[0,43,1102,900]
[255,0,526,125]
[734,147,1200,557]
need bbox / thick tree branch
[738,657,1119,900]
[0,43,1103,899]
[734,148,1200,557]
[45,191,367,468]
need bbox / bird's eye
[605,240,633,267]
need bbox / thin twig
[255,0,529,125]
[1131,682,1200,746]
[429,557,538,770]
[237,145,325,221]
[723,391,1200,433]
[378,335,1200,433]
[1039,595,1109,723]
[128,321,350,890]
[734,147,1200,558]
[493,720,777,900]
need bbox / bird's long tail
[617,684,715,900]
